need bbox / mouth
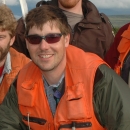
[39,54,53,59]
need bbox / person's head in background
[58,0,82,14]
[0,4,17,67]
[25,5,71,84]
[36,0,83,15]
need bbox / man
[12,0,114,59]
[0,4,30,104]
[0,5,130,130]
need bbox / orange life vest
[114,25,130,75]
[17,45,106,130]
[0,47,30,104]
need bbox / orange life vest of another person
[17,45,106,130]
[114,25,130,75]
[0,47,30,104]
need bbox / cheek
[27,44,39,56]
[26,42,34,52]
[26,43,33,53]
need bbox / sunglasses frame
[26,33,63,44]
[25,33,63,45]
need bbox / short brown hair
[0,4,17,37]
[25,5,71,35]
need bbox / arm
[0,83,28,130]
[93,64,130,130]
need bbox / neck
[43,69,65,86]
[59,1,83,15]
[42,56,66,85]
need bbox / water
[108,15,130,27]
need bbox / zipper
[59,122,92,129]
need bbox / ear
[10,36,15,46]
[64,34,70,47]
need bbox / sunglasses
[26,33,63,44]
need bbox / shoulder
[0,84,28,130]
[96,64,123,82]
[66,45,106,68]
[94,64,128,90]
[17,61,41,83]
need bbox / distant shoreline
[15,14,130,28]
[108,15,130,28]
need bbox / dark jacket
[12,0,114,59]
[12,18,30,58]
[0,46,130,130]
[71,0,114,58]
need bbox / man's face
[0,30,14,63]
[26,22,70,73]
[58,0,81,8]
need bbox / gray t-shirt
[62,10,83,30]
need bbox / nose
[39,39,50,50]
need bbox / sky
[0,0,130,19]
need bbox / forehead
[28,21,61,35]
[0,29,10,36]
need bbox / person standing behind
[104,22,130,69]
[12,0,114,59]
[0,4,30,104]
[0,5,130,130]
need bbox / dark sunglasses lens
[46,34,61,43]
[27,35,42,44]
